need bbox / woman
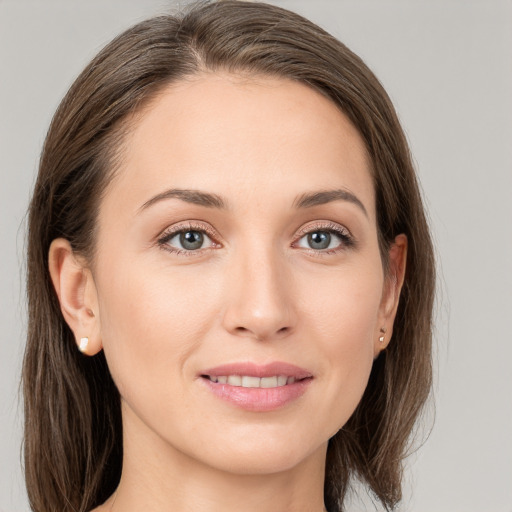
[23,1,435,511]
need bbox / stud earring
[79,337,89,353]
[379,327,386,343]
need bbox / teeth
[207,375,298,388]
[260,376,278,388]
[227,375,242,386]
[242,376,261,388]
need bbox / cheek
[95,257,217,404]
[301,260,383,347]
[298,263,383,428]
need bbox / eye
[171,230,210,250]
[295,223,354,253]
[158,223,218,255]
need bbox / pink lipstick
[199,362,313,412]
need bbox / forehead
[103,73,375,220]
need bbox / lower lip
[201,377,312,412]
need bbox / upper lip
[200,361,313,379]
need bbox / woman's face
[90,74,401,475]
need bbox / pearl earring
[79,337,89,353]
[379,327,386,343]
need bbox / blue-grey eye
[308,231,331,249]
[180,231,203,250]
[297,230,344,251]
[167,230,212,251]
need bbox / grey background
[1,1,511,511]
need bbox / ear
[374,234,407,357]
[48,238,102,356]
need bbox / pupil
[180,231,203,250]
[308,231,330,250]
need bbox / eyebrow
[139,187,367,217]
[293,189,368,217]
[139,188,227,212]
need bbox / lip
[201,361,313,379]
[199,361,313,412]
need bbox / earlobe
[48,238,102,356]
[375,234,407,354]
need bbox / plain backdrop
[1,1,511,511]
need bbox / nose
[221,244,297,342]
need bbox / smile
[199,362,313,412]
[204,375,297,387]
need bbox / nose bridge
[222,237,296,341]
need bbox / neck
[105,401,328,512]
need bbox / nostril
[276,326,294,340]
[232,325,291,340]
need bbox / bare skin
[49,73,406,512]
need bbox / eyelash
[157,221,219,257]
[293,221,355,255]
[157,221,355,257]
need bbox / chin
[207,449,317,476]
[189,428,327,476]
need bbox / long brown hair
[23,1,435,511]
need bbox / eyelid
[292,220,356,253]
[156,219,355,257]
[157,221,221,254]
[294,220,352,239]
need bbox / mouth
[202,375,303,388]
[199,362,313,411]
